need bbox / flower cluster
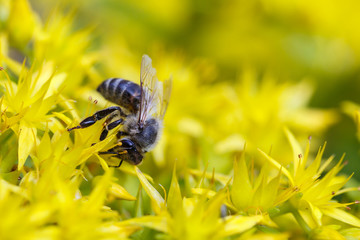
[0,1,359,239]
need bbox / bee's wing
[159,75,172,119]
[139,55,170,126]
[138,55,172,125]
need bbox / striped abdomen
[97,78,141,113]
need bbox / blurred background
[26,0,360,181]
[1,1,360,237]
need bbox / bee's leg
[117,159,124,168]
[99,141,133,153]
[100,119,124,141]
[98,151,120,155]
[99,111,123,140]
[68,106,126,131]
[99,149,127,168]
[116,131,127,138]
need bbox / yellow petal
[322,208,360,227]
[1,55,23,76]
[59,95,79,121]
[221,215,262,238]
[0,179,28,199]
[189,168,230,186]
[2,109,26,130]
[135,166,165,214]
[119,215,168,233]
[29,204,52,224]
[284,127,303,175]
[151,132,167,167]
[134,186,143,217]
[231,155,253,210]
[18,121,36,170]
[298,203,319,229]
[118,163,154,183]
[84,168,113,213]
[109,182,136,201]
[310,226,346,240]
[260,169,282,209]
[305,143,327,179]
[307,201,323,227]
[8,0,39,45]
[215,134,245,153]
[35,94,59,119]
[204,190,227,221]
[191,188,216,198]
[167,164,183,216]
[80,134,115,164]
[95,154,109,171]
[111,224,142,238]
[258,148,294,186]
[340,228,360,239]
[177,117,203,137]
[37,131,52,161]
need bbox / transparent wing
[159,75,172,119]
[138,55,171,126]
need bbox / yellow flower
[32,8,100,93]
[215,71,338,164]
[118,166,263,239]
[0,168,136,240]
[0,178,49,240]
[1,1,360,239]
[341,101,360,141]
[339,228,360,239]
[0,62,66,170]
[6,0,41,47]
[259,128,360,231]
[309,226,346,240]
[0,2,101,171]
[230,152,291,217]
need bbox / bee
[68,55,172,167]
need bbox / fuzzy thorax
[122,115,162,152]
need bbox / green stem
[269,202,311,234]
[269,202,292,218]
[291,209,311,234]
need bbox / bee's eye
[121,139,135,149]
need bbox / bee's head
[120,139,143,165]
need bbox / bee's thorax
[123,116,161,152]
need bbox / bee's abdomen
[97,78,141,113]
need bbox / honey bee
[68,55,172,167]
